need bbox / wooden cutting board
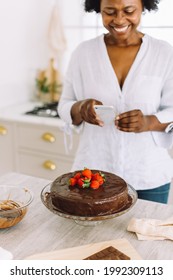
[25,238,142,260]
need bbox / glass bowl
[0,185,33,229]
[41,183,137,226]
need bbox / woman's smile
[112,24,130,34]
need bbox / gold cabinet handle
[0,126,7,135]
[42,132,56,143]
[43,160,56,171]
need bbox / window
[141,0,173,45]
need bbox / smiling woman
[58,0,173,204]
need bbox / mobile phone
[94,105,116,125]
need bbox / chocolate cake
[46,170,131,217]
[84,246,130,260]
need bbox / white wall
[0,0,93,108]
[0,0,173,108]
[0,0,55,107]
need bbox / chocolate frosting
[46,170,129,217]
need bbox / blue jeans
[137,183,171,204]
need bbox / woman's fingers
[115,109,150,132]
[80,99,103,125]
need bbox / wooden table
[0,172,173,260]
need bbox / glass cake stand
[41,183,137,226]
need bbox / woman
[58,0,173,203]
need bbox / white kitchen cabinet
[15,122,79,180]
[0,121,15,175]
[18,151,74,180]
[0,101,80,180]
[17,124,77,157]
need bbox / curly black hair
[84,0,160,13]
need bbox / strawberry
[74,172,81,180]
[77,178,84,188]
[98,177,104,186]
[92,172,100,180]
[90,180,100,189]
[92,173,104,185]
[82,168,92,180]
[69,177,77,186]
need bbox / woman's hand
[115,109,153,133]
[71,99,103,126]
[80,99,103,126]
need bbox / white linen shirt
[58,34,173,190]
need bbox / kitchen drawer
[17,124,79,157]
[18,151,73,180]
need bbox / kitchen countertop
[0,172,173,260]
[0,101,65,128]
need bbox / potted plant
[36,59,63,103]
[36,76,62,103]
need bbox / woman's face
[100,0,143,42]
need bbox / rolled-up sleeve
[58,82,76,124]
[58,52,77,124]
[152,75,173,149]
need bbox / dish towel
[127,217,173,240]
[47,4,67,60]
[0,247,13,260]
